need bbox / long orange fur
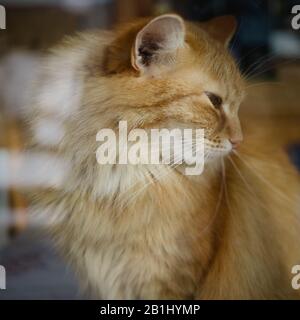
[25,14,300,299]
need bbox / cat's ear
[131,14,185,74]
[201,15,237,47]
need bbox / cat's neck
[111,165,223,230]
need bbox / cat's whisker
[242,53,277,79]
[115,147,188,209]
[227,155,272,214]
[235,45,265,70]
[119,166,178,209]
[116,138,211,208]
[245,81,284,89]
[235,150,296,174]
[232,150,297,206]
[121,138,209,207]
[245,57,300,81]
[198,159,224,237]
[115,141,195,202]
[221,158,234,219]
[244,54,278,80]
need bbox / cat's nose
[226,116,243,149]
[230,137,242,149]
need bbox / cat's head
[97,14,245,172]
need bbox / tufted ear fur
[131,14,185,74]
[200,15,237,47]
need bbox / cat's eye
[205,92,223,109]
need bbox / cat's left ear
[201,15,237,47]
[131,14,185,74]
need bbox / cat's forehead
[180,27,245,104]
[176,55,245,107]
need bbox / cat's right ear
[131,14,185,74]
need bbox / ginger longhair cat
[25,14,300,299]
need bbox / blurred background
[0,0,299,299]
